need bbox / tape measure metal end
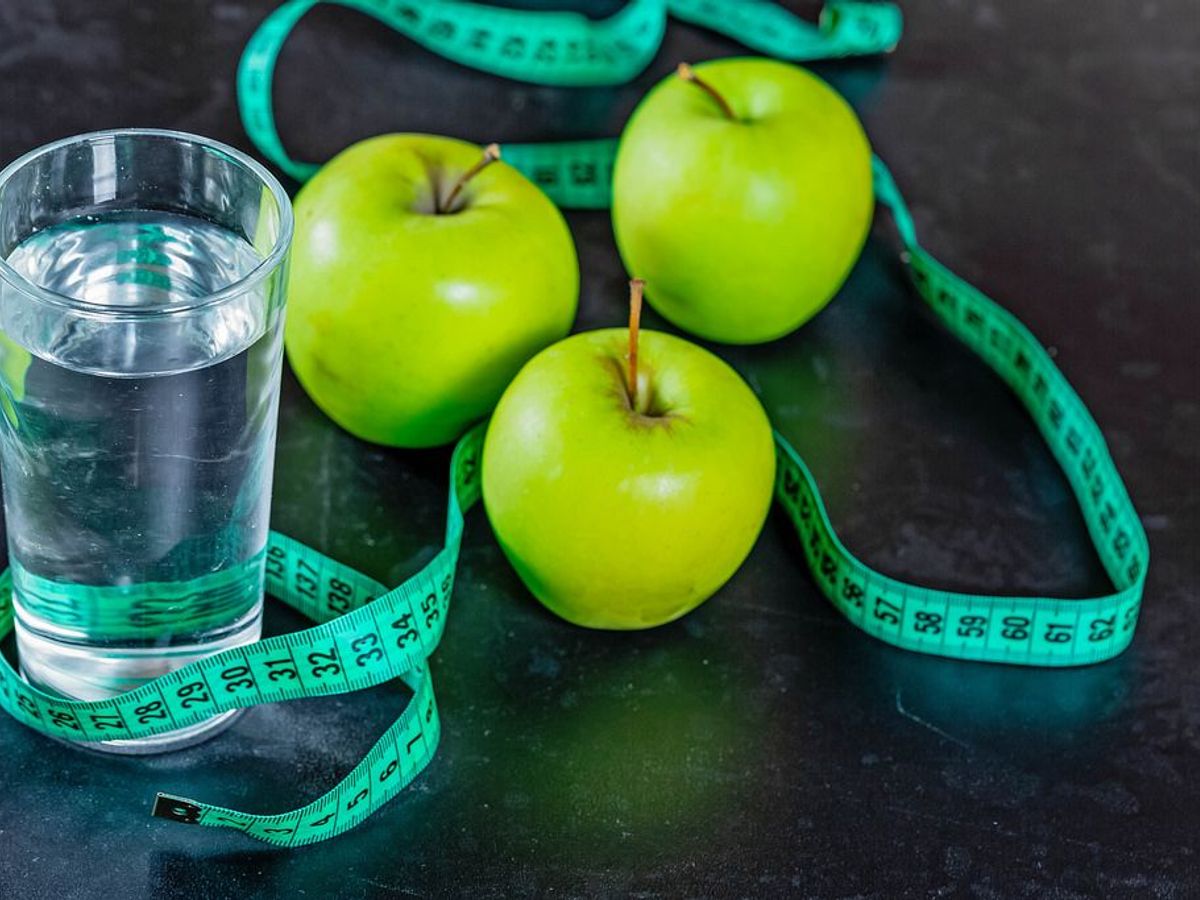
[151,793,202,825]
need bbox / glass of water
[0,129,292,752]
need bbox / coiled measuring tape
[0,429,481,846]
[0,0,1148,846]
[236,0,903,182]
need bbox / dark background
[0,1,1197,897]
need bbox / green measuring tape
[780,158,1145,666]
[1,428,481,846]
[236,0,903,182]
[10,554,265,640]
[0,0,1148,847]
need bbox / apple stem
[676,62,736,120]
[627,278,645,410]
[439,143,501,213]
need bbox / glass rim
[0,128,294,318]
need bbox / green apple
[482,281,776,630]
[612,58,873,344]
[287,134,579,447]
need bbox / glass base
[15,609,261,755]
[68,708,246,755]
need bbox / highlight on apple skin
[612,57,874,345]
[286,134,580,448]
[481,281,777,630]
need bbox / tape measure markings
[669,0,902,59]
[501,140,621,210]
[765,158,1143,668]
[0,428,483,846]
[236,0,897,183]
[243,116,1148,672]
[11,554,264,638]
[155,662,440,845]
[0,0,1150,847]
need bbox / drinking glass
[0,129,292,751]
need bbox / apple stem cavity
[676,62,737,121]
[627,278,646,412]
[439,143,501,214]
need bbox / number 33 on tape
[0,0,1149,848]
[0,429,482,847]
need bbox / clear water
[0,210,283,730]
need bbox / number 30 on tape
[0,0,1149,848]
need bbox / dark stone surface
[0,1,1197,897]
